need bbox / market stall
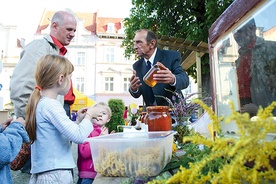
[93,0,276,183]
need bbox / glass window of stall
[209,0,276,133]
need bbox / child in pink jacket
[77,102,114,184]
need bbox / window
[107,23,114,33]
[76,77,85,93]
[123,77,130,92]
[77,52,85,65]
[105,47,115,63]
[105,77,114,91]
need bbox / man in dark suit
[129,29,189,107]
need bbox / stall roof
[156,35,209,70]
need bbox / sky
[0,0,133,43]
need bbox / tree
[122,0,234,95]
[106,98,125,133]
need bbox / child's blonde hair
[91,102,112,119]
[26,54,74,143]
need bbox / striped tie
[146,61,154,105]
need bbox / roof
[36,10,123,34]
[36,10,208,70]
[156,35,209,70]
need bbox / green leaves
[163,142,212,172]
[123,0,234,79]
[106,99,125,132]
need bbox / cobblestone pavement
[11,143,79,184]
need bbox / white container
[86,131,175,177]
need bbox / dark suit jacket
[129,48,189,106]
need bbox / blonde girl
[77,102,114,184]
[25,54,94,184]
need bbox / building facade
[0,9,198,111]
[0,9,144,109]
[0,23,22,110]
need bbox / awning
[156,35,209,70]
[71,88,96,111]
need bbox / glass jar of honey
[143,64,160,87]
[143,62,166,87]
[144,106,172,131]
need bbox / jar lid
[146,106,169,111]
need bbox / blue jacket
[129,48,189,106]
[0,122,29,184]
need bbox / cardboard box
[0,110,9,123]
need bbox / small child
[25,54,95,184]
[77,102,114,184]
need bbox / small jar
[144,106,172,131]
[139,112,147,123]
[143,62,166,87]
[143,64,160,87]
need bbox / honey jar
[144,106,172,131]
[143,62,166,87]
